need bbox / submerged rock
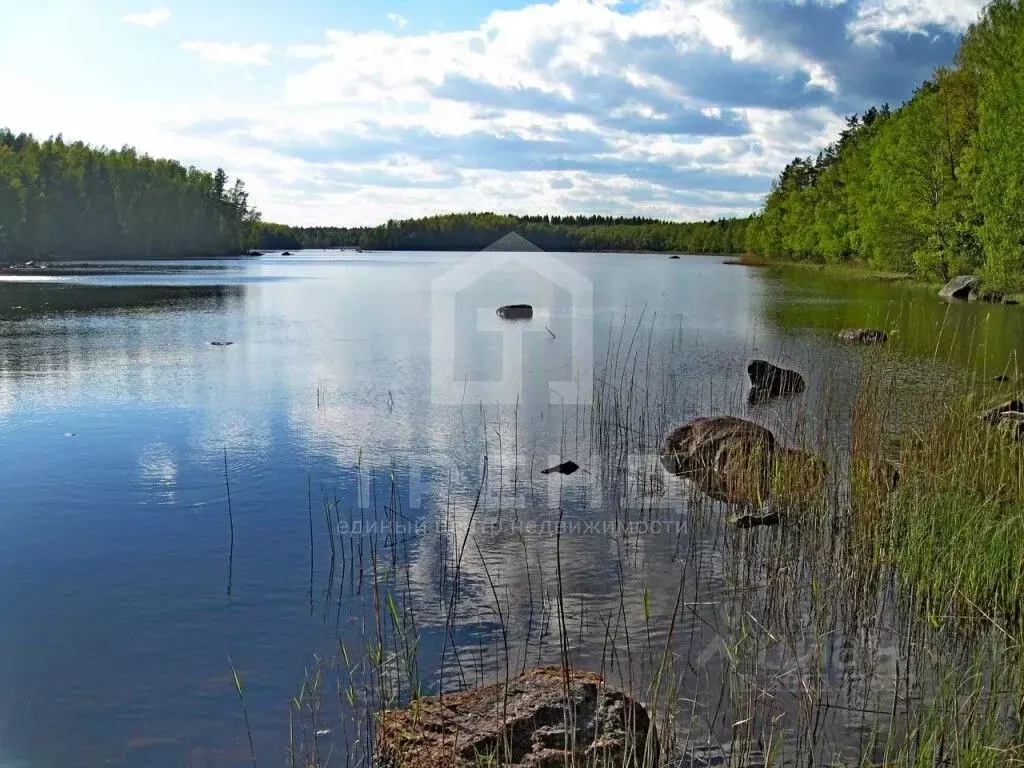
[879,458,902,493]
[979,399,1024,424]
[939,275,979,300]
[376,667,656,768]
[728,510,781,528]
[747,360,806,398]
[209,341,234,346]
[979,400,1024,443]
[975,290,1005,303]
[853,455,902,495]
[838,328,888,344]
[658,415,824,506]
[996,412,1024,442]
[496,304,534,320]
[541,460,580,476]
[746,387,776,406]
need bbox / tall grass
[230,316,1024,768]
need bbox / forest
[745,0,1024,285]
[256,214,752,254]
[0,130,260,263]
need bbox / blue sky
[3,0,983,226]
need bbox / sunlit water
[1,253,1021,767]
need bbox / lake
[1,252,1021,768]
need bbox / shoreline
[726,253,1024,304]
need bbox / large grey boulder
[939,275,979,300]
[376,667,656,768]
[658,416,824,506]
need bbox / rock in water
[496,304,534,320]
[939,275,979,300]
[747,359,806,398]
[209,341,234,346]
[746,387,776,406]
[376,667,656,768]
[659,416,825,506]
[838,328,888,344]
[659,416,775,504]
[728,510,781,528]
[997,413,1024,442]
[979,400,1024,424]
[541,460,580,476]
[669,255,681,259]
[979,400,1024,443]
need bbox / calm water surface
[1,252,1021,768]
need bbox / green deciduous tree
[0,129,259,263]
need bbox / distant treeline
[746,0,1024,285]
[0,129,260,263]
[257,214,753,254]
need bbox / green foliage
[745,0,1024,282]
[885,398,1024,633]
[0,129,260,262]
[961,0,1024,278]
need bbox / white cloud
[163,0,856,222]
[386,12,409,29]
[850,0,984,41]
[36,0,976,225]
[181,41,273,66]
[123,6,171,28]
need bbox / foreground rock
[497,304,534,320]
[979,399,1024,443]
[376,667,656,768]
[838,328,888,344]
[658,416,824,506]
[747,360,806,398]
[971,289,1004,303]
[939,275,979,300]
